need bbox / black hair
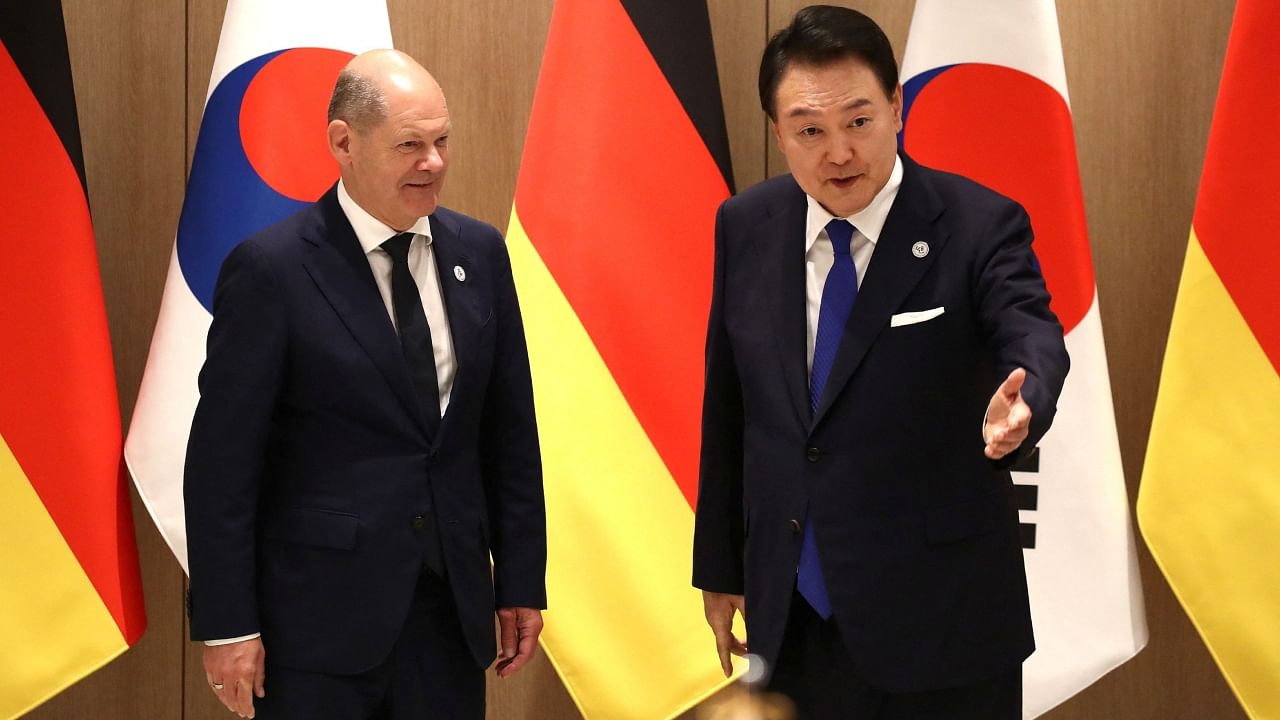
[759,5,898,120]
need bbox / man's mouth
[829,175,858,189]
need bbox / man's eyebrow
[785,97,872,119]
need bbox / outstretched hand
[984,368,1032,460]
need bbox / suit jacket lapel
[429,212,487,438]
[812,158,948,428]
[749,184,810,429]
[300,188,430,434]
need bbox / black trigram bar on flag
[1013,448,1040,549]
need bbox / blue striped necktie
[798,218,858,619]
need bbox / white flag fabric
[125,0,393,571]
[900,2,1147,717]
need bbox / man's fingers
[232,679,246,717]
[497,612,543,678]
[985,435,1023,459]
[498,631,539,678]
[235,678,257,718]
[1000,368,1026,399]
[709,615,733,676]
[253,662,266,699]
[716,638,733,677]
[495,608,543,678]
[497,611,517,661]
[1007,402,1031,430]
[201,639,266,717]
[711,620,741,676]
[715,631,747,676]
[702,591,746,677]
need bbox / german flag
[1138,0,1280,717]
[505,0,735,717]
[0,5,146,717]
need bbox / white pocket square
[890,307,945,327]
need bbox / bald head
[327,49,443,134]
[326,49,451,230]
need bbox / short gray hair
[327,69,387,132]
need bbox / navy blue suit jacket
[693,156,1069,692]
[185,187,545,676]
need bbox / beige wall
[31,0,1241,718]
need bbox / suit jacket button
[789,519,801,533]
[411,515,426,530]
[806,447,820,462]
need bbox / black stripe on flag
[1013,447,1040,549]
[0,0,87,192]
[618,0,734,192]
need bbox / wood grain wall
[29,0,1241,717]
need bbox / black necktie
[381,232,441,438]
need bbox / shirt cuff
[204,633,261,646]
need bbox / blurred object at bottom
[697,655,795,720]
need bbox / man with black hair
[693,6,1068,717]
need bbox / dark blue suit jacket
[693,156,1069,692]
[185,187,545,676]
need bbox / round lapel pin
[911,241,930,258]
[454,265,466,282]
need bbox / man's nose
[826,137,854,165]
[418,147,444,172]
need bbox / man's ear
[891,84,904,131]
[328,119,352,163]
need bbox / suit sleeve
[692,203,746,594]
[479,230,547,609]
[974,200,1070,467]
[184,240,287,640]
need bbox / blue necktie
[798,218,858,619]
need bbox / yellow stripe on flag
[0,433,128,719]
[1138,231,1280,720]
[507,209,741,720]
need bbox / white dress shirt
[804,155,904,375]
[204,182,456,648]
[338,179,456,415]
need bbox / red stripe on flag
[514,0,729,506]
[0,43,146,642]
[1192,0,1280,374]
[904,64,1094,334]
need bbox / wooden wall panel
[23,1,189,720]
[20,1,1254,718]
[388,0,552,234]
[709,0,769,192]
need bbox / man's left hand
[984,368,1032,460]
[495,607,543,678]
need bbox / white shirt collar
[804,154,904,252]
[336,179,434,255]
